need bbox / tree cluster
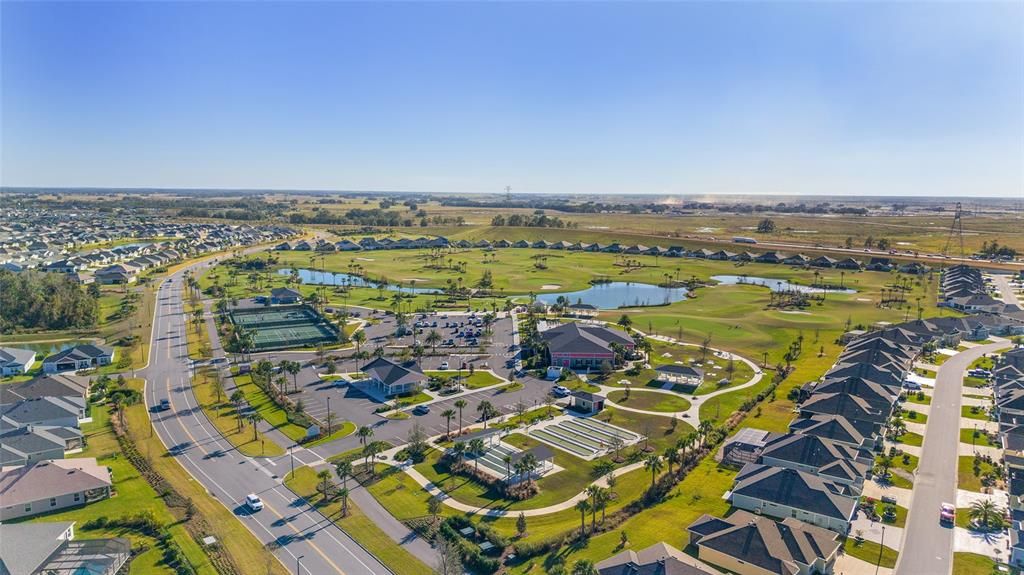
[0,270,98,332]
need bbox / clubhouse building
[540,322,635,370]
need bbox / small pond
[278,269,441,294]
[711,275,856,294]
[535,282,689,309]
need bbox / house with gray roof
[541,322,635,370]
[42,345,114,374]
[688,510,841,575]
[0,396,86,429]
[0,347,36,376]
[361,357,425,398]
[0,458,112,520]
[729,464,858,534]
[596,542,723,575]
[0,425,84,467]
[758,433,871,488]
[0,374,89,403]
[0,521,131,575]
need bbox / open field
[193,368,286,456]
[605,389,691,412]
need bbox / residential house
[757,433,871,488]
[0,521,131,575]
[729,464,857,534]
[0,458,113,520]
[687,510,841,575]
[0,347,36,376]
[0,396,86,428]
[0,425,84,467]
[595,542,723,575]
[42,345,114,374]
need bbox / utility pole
[943,202,965,260]
[505,185,512,203]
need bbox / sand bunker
[355,257,375,261]
[856,298,872,302]
[540,284,561,290]
[779,310,812,315]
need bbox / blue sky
[2,1,1021,197]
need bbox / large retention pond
[535,282,689,309]
[278,269,441,294]
[711,275,856,294]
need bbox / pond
[535,282,689,309]
[711,275,856,294]
[277,268,441,294]
[12,340,94,356]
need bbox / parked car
[552,385,571,397]
[940,502,955,524]
[440,361,449,370]
[413,405,430,415]
[246,494,264,512]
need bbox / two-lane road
[143,262,392,575]
[895,341,1006,575]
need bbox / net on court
[229,305,339,350]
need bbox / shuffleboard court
[229,305,340,351]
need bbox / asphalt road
[895,342,1005,575]
[991,274,1021,307]
[142,261,393,575]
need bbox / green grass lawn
[193,370,285,456]
[413,434,649,512]
[861,497,909,529]
[901,408,928,424]
[497,405,561,429]
[605,389,692,413]
[893,431,923,447]
[18,385,217,575]
[425,369,503,389]
[594,406,694,453]
[843,537,898,569]
[961,405,991,421]
[904,391,931,406]
[952,552,1000,575]
[963,376,989,389]
[959,427,999,448]
[958,456,1002,492]
[304,421,357,447]
[913,367,937,378]
[595,339,755,396]
[285,466,434,575]
[876,452,918,489]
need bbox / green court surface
[229,305,339,350]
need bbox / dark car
[157,398,171,411]
[413,405,430,415]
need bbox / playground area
[229,305,339,351]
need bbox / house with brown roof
[0,458,112,520]
[687,510,841,575]
[596,542,722,575]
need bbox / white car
[245,493,264,512]
[439,361,449,370]
[552,385,571,397]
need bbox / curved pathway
[398,460,646,517]
[599,334,764,421]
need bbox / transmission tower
[505,185,512,202]
[943,202,965,259]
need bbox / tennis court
[229,305,340,351]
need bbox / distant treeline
[490,213,577,228]
[0,270,98,332]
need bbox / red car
[940,503,955,524]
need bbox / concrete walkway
[991,274,1022,307]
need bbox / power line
[942,201,964,259]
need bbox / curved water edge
[535,282,689,309]
[711,274,856,294]
[278,268,441,294]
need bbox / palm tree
[586,485,600,529]
[969,499,1004,530]
[335,460,353,490]
[477,400,497,429]
[575,499,591,536]
[425,329,442,353]
[469,438,485,471]
[572,560,598,575]
[664,446,680,475]
[450,442,467,468]
[644,454,664,488]
[357,425,373,448]
[454,399,468,435]
[284,360,301,393]
[352,329,366,356]
[503,455,512,481]
[230,390,245,432]
[338,487,350,517]
[875,455,894,481]
[248,413,261,441]
[316,469,333,501]
[441,409,456,439]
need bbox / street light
[289,445,295,479]
[875,525,885,575]
[296,554,304,575]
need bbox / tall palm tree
[356,425,373,448]
[454,399,468,435]
[969,499,1004,530]
[335,461,353,490]
[575,499,591,536]
[644,454,664,488]
[469,438,485,471]
[441,409,456,439]
[586,485,600,529]
[338,487,350,517]
[572,560,598,575]
[316,469,333,501]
